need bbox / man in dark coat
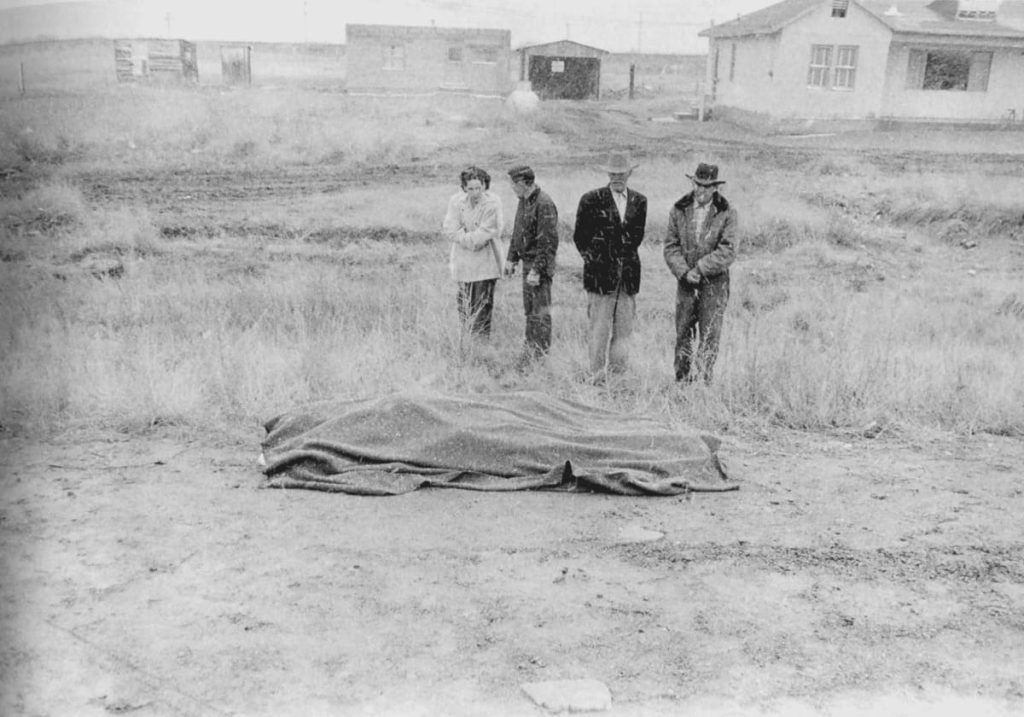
[663,162,738,383]
[505,165,559,362]
[572,151,648,376]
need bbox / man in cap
[505,165,559,362]
[663,162,738,383]
[572,150,648,377]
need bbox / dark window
[906,49,992,91]
[448,47,462,62]
[924,51,970,90]
[832,0,849,18]
[729,43,736,81]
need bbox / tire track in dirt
[612,540,1024,583]
[74,163,445,207]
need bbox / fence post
[19,62,26,94]
[628,63,635,100]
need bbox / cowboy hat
[599,151,640,174]
[686,162,725,186]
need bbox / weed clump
[0,180,88,234]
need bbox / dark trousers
[522,278,552,357]
[457,279,496,337]
[675,279,729,383]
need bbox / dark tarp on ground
[260,391,735,496]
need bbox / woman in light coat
[443,166,504,338]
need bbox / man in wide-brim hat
[663,162,738,383]
[572,150,648,378]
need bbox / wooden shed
[114,39,198,84]
[516,40,609,100]
[345,24,511,95]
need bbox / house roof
[346,24,510,40]
[698,0,823,38]
[515,39,610,55]
[699,0,1024,40]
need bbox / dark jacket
[663,191,737,284]
[572,186,648,295]
[507,185,559,280]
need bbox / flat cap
[507,165,535,183]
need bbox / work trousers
[587,289,636,374]
[457,279,496,337]
[522,278,552,358]
[674,279,729,383]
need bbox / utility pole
[303,0,308,43]
[637,12,643,53]
[165,12,172,35]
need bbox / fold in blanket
[260,391,736,496]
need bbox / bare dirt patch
[3,427,1022,715]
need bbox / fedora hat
[686,162,725,186]
[599,150,640,174]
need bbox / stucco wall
[881,42,1024,121]
[710,3,891,119]
[346,27,511,94]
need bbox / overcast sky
[0,0,778,52]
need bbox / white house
[700,0,1024,123]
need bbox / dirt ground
[2,424,1023,716]
[3,107,1023,715]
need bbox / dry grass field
[1,86,1023,716]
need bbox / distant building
[700,0,1024,124]
[114,39,198,84]
[345,24,512,95]
[516,40,610,100]
[0,38,345,94]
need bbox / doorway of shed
[528,55,600,99]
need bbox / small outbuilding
[516,40,610,100]
[114,39,198,84]
[345,24,512,95]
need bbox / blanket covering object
[260,391,735,496]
